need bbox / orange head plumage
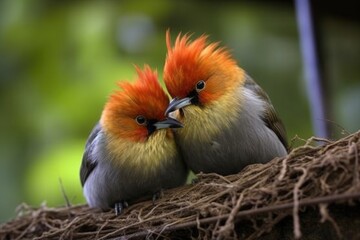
[164,30,244,106]
[101,65,178,142]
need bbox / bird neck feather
[104,129,178,173]
[175,77,245,142]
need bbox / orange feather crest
[102,65,169,142]
[164,30,239,103]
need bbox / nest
[1,131,360,240]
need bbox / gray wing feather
[244,74,289,151]
[80,122,102,186]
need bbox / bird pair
[80,31,288,214]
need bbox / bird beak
[165,97,193,116]
[153,117,183,130]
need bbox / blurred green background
[0,0,359,222]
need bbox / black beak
[165,97,193,116]
[153,117,183,130]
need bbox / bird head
[164,30,244,115]
[101,65,182,143]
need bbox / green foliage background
[0,0,359,222]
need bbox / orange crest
[164,30,241,104]
[102,65,169,142]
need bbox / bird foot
[114,200,128,216]
[152,190,164,205]
[191,177,199,184]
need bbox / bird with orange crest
[80,65,188,215]
[164,31,288,176]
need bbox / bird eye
[135,115,147,125]
[196,80,206,92]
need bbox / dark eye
[135,115,147,125]
[196,80,206,92]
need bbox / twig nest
[1,131,359,240]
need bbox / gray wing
[80,122,102,187]
[244,74,289,151]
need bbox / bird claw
[152,190,164,205]
[191,177,199,184]
[114,200,128,216]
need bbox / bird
[80,65,188,215]
[163,31,288,176]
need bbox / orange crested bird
[164,31,288,176]
[80,65,188,214]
